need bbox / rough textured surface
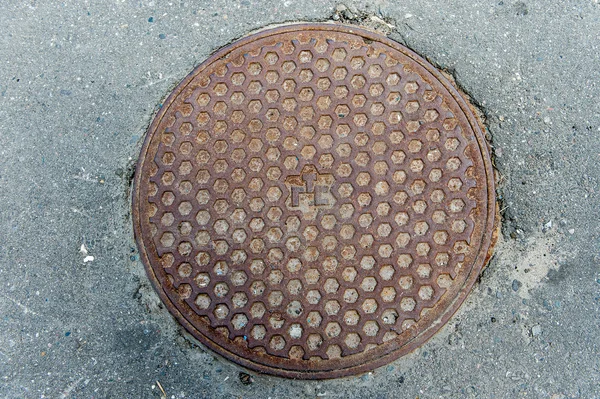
[0,0,598,398]
[134,24,496,378]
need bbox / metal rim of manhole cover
[133,23,496,379]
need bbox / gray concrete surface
[0,0,599,398]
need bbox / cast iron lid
[133,23,496,379]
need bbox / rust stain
[132,23,496,379]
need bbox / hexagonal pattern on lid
[133,23,496,379]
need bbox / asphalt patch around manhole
[132,23,496,379]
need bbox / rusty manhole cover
[133,23,496,379]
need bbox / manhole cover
[133,23,496,379]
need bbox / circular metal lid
[133,23,496,379]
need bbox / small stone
[239,372,253,385]
[568,228,575,234]
[342,9,355,19]
[511,279,521,292]
[531,325,542,337]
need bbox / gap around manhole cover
[132,23,496,379]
